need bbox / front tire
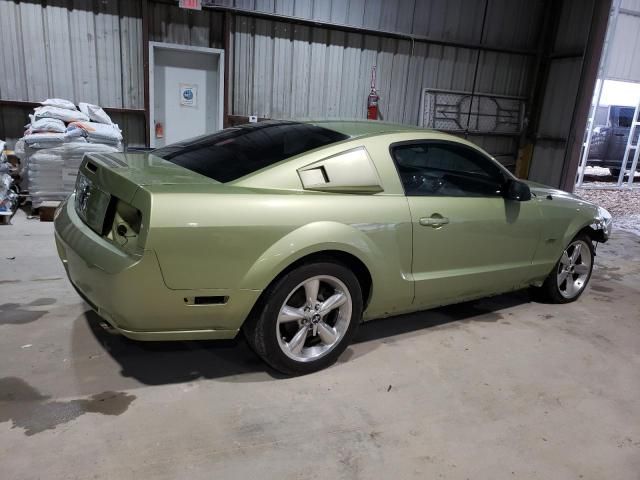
[534,233,594,304]
[244,262,363,375]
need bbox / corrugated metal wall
[606,1,640,83]
[0,0,603,181]
[0,0,224,147]
[212,0,542,48]
[528,0,597,186]
[0,1,143,107]
[150,1,224,47]
[231,18,534,121]
[229,0,544,166]
[0,0,146,146]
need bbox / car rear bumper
[54,197,261,340]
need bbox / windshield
[152,121,349,182]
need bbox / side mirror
[504,179,531,201]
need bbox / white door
[150,43,224,148]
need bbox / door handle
[419,215,450,227]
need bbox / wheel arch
[241,249,373,331]
[267,249,373,307]
[238,220,413,328]
[561,222,606,254]
[237,221,381,330]
[238,221,380,290]
[576,224,607,245]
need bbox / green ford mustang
[54,120,612,374]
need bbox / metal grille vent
[420,89,524,135]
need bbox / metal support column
[576,0,621,188]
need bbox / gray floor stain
[592,266,624,282]
[0,298,56,325]
[0,377,136,436]
[28,298,56,307]
[0,304,47,325]
[593,295,614,303]
[591,284,614,293]
[0,279,21,284]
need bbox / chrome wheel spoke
[316,322,338,345]
[278,305,305,323]
[319,292,346,316]
[560,252,571,266]
[573,263,589,275]
[574,264,589,275]
[304,279,320,306]
[557,270,569,284]
[287,326,309,355]
[570,243,582,263]
[565,280,577,297]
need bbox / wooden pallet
[38,201,60,222]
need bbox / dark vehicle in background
[587,105,639,177]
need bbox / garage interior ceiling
[0,0,613,189]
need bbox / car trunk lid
[82,152,218,193]
[74,152,219,250]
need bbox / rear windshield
[152,121,349,182]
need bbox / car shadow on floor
[82,289,532,385]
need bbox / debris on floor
[0,141,19,224]
[575,187,640,236]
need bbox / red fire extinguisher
[367,65,379,120]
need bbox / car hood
[93,152,219,186]
[523,180,592,204]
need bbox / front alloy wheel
[244,262,363,375]
[556,240,592,299]
[536,233,595,303]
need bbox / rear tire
[533,233,594,304]
[243,262,362,375]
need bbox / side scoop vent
[297,146,383,193]
[185,296,228,306]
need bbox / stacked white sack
[78,103,113,124]
[29,142,119,207]
[66,121,123,147]
[15,98,125,207]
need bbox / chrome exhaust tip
[99,321,118,335]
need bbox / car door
[389,140,542,308]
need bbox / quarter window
[390,142,507,197]
[152,121,349,183]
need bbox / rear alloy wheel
[535,234,594,303]
[276,275,352,363]
[244,262,362,375]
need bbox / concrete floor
[1,209,639,480]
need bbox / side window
[390,142,507,197]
